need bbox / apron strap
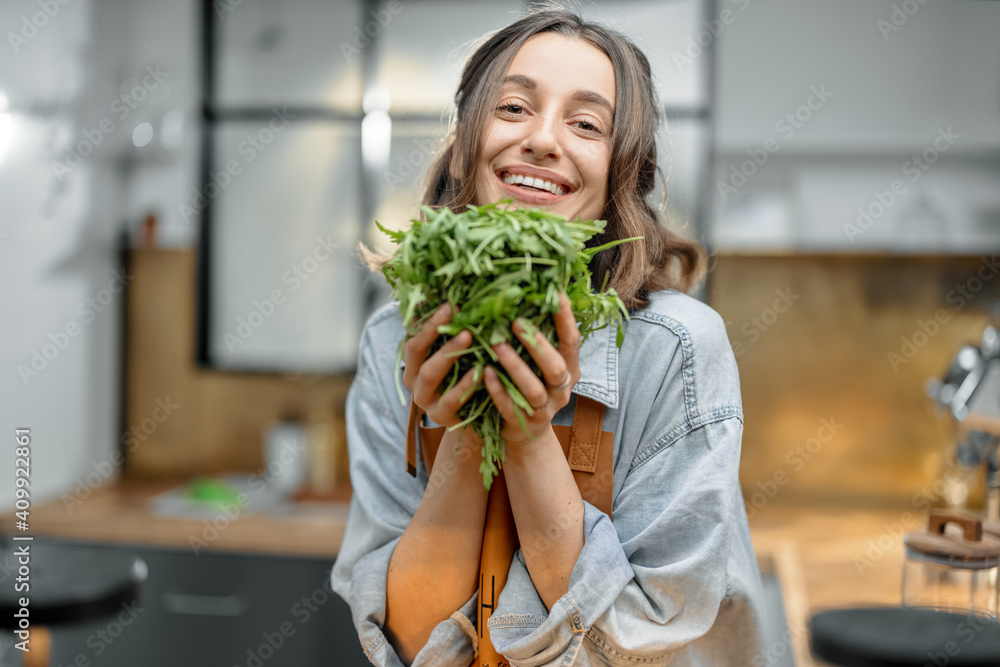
[405,394,613,667]
[568,395,604,474]
[405,399,420,477]
[406,395,613,517]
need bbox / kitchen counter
[10,484,923,666]
[14,480,351,559]
[750,502,921,667]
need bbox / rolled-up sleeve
[332,313,479,667]
[489,416,745,666]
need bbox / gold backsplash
[127,248,1000,509]
[124,248,352,490]
[710,253,1000,508]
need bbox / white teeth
[501,172,566,196]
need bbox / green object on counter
[184,477,240,507]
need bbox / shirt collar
[575,322,619,409]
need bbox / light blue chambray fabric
[331,289,769,666]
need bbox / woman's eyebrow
[502,74,535,90]
[572,89,614,116]
[501,75,614,116]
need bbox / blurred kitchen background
[2,0,1000,665]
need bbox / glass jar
[986,520,1000,542]
[902,509,1000,619]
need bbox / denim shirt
[332,289,768,666]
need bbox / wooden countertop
[14,482,914,599]
[751,502,923,667]
[10,481,351,559]
[10,483,922,665]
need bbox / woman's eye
[576,120,603,135]
[497,103,524,115]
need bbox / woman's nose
[521,116,560,160]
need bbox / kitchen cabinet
[37,538,370,667]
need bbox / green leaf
[377,201,640,488]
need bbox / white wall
[715,0,1000,153]
[711,0,1000,251]
[0,0,198,510]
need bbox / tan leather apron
[406,395,614,666]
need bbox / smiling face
[474,32,616,222]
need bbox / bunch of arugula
[377,201,639,489]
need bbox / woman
[333,8,767,666]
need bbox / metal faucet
[927,326,1000,521]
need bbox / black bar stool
[810,607,1000,667]
[0,539,146,667]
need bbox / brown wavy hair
[379,6,707,309]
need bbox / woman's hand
[484,293,581,450]
[387,313,491,667]
[401,304,482,436]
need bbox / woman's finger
[553,293,582,381]
[401,304,452,389]
[492,342,548,411]
[512,307,576,391]
[484,367,542,447]
[406,304,452,358]
[483,366,517,418]
[411,330,472,406]
[438,366,480,416]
